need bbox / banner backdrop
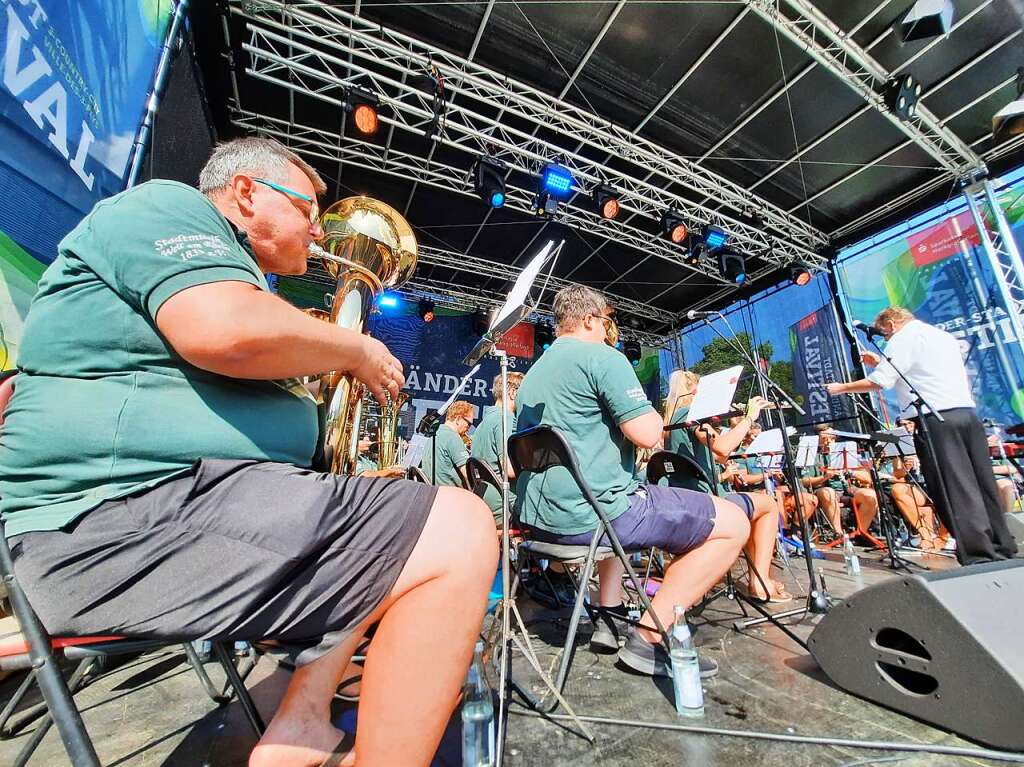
[835,174,1024,425]
[789,305,855,425]
[0,0,171,369]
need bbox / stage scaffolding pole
[963,179,1024,382]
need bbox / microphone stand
[859,333,963,558]
[700,313,832,639]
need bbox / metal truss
[963,179,1024,361]
[231,110,736,287]
[230,0,829,267]
[745,0,984,177]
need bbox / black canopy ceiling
[191,0,1024,340]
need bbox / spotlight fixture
[718,248,747,285]
[894,0,954,43]
[378,292,399,308]
[418,299,436,323]
[346,87,380,136]
[473,155,506,209]
[540,163,575,200]
[535,322,554,351]
[593,183,620,220]
[623,339,642,366]
[789,262,812,287]
[702,225,729,251]
[660,210,689,245]
[883,74,923,121]
[993,68,1024,142]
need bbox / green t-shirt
[815,453,847,491]
[513,337,654,535]
[421,422,469,488]
[664,407,722,494]
[471,405,516,519]
[356,455,379,474]
[0,181,319,537]
[740,455,767,489]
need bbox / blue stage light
[489,190,505,208]
[540,164,575,200]
[703,225,729,250]
[379,293,399,308]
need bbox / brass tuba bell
[308,196,417,475]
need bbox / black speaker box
[808,560,1024,751]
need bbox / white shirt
[867,319,975,417]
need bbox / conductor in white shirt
[825,306,1017,566]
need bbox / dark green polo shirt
[0,181,318,536]
[421,422,469,488]
[471,405,516,520]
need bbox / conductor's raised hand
[352,335,405,406]
[860,350,881,367]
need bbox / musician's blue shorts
[527,484,753,555]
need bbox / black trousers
[913,407,1018,565]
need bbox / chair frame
[508,426,671,709]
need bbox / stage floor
[0,544,1010,767]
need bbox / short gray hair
[198,137,326,197]
[553,285,610,335]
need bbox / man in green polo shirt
[0,137,496,767]
[471,372,523,523]
[421,400,473,487]
[514,286,749,678]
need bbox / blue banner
[789,305,855,425]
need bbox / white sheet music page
[794,435,819,468]
[493,240,553,329]
[744,427,784,455]
[687,365,743,422]
[402,434,428,469]
[828,441,860,470]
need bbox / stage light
[993,68,1024,142]
[540,163,575,200]
[660,210,689,245]
[623,339,642,366]
[347,88,380,136]
[473,156,506,209]
[718,248,747,285]
[703,225,729,251]
[418,299,436,323]
[535,322,554,350]
[894,0,954,43]
[789,262,812,287]
[883,74,923,121]
[378,293,399,308]
[593,184,620,220]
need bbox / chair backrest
[508,425,610,526]
[465,457,501,500]
[646,449,712,489]
[406,466,430,484]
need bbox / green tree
[691,332,803,404]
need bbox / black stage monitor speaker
[808,560,1024,751]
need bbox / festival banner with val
[835,175,1024,425]
[0,0,172,369]
[788,305,856,425]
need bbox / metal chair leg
[13,658,96,767]
[212,642,266,737]
[0,670,37,736]
[182,641,230,704]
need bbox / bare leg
[997,478,1016,515]
[637,498,748,643]
[742,493,780,598]
[250,487,497,767]
[814,488,841,532]
[853,488,878,531]
[891,483,941,547]
[597,557,625,607]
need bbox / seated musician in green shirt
[663,370,789,603]
[515,286,753,679]
[800,425,847,534]
[471,372,524,523]
[421,401,474,488]
[736,424,820,531]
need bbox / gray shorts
[528,485,752,555]
[11,459,436,666]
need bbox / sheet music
[492,240,553,328]
[794,435,819,468]
[687,365,743,422]
[881,427,916,458]
[402,434,428,469]
[828,441,860,470]
[744,427,784,455]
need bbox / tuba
[308,196,417,475]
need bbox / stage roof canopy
[194,0,1024,343]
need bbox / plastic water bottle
[461,641,494,767]
[669,605,704,717]
[842,534,861,576]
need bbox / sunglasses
[253,178,320,228]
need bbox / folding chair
[465,457,501,502]
[406,466,430,483]
[508,426,671,707]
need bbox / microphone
[853,320,883,338]
[685,309,718,321]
